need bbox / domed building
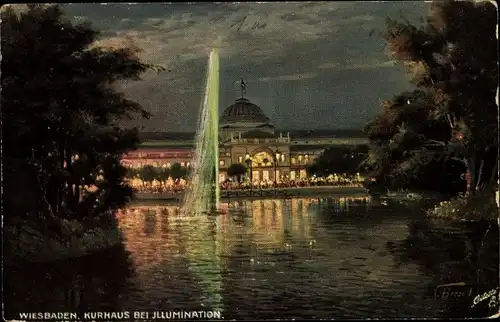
[121,84,369,183]
[219,97,275,140]
[217,95,292,182]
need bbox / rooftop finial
[240,78,246,98]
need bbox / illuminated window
[219,160,225,166]
[291,157,296,165]
[166,163,171,168]
[252,151,273,167]
[181,162,185,167]
[238,156,243,163]
[186,162,190,167]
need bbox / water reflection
[115,196,431,319]
[4,244,135,318]
[388,220,499,318]
[5,196,497,319]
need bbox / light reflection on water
[114,196,439,319]
[5,196,497,319]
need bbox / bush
[427,189,498,221]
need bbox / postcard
[2,1,498,320]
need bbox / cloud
[1,4,28,13]
[343,60,398,70]
[56,2,429,131]
[257,72,319,82]
[317,62,340,69]
[88,2,368,101]
[317,60,397,71]
[90,2,359,65]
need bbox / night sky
[57,2,429,131]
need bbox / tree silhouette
[1,4,162,227]
[365,0,497,196]
[157,167,171,187]
[126,167,139,180]
[227,163,247,183]
[307,145,368,177]
[140,165,158,186]
[170,163,187,181]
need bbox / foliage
[170,163,188,180]
[140,165,158,184]
[227,163,247,182]
[364,0,497,197]
[427,188,498,221]
[126,167,140,180]
[307,145,368,177]
[1,4,158,225]
[156,167,171,185]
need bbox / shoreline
[134,186,370,202]
[6,188,493,266]
[4,219,123,266]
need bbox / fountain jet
[182,50,220,215]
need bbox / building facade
[122,96,368,182]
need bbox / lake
[4,196,498,319]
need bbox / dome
[220,98,271,125]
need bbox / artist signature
[471,287,499,309]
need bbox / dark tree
[170,163,187,181]
[156,167,171,187]
[363,90,467,195]
[139,165,158,186]
[227,163,247,183]
[307,145,368,177]
[1,4,161,227]
[126,167,139,179]
[364,0,497,196]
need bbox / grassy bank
[374,188,498,222]
[4,217,123,265]
[426,189,498,222]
